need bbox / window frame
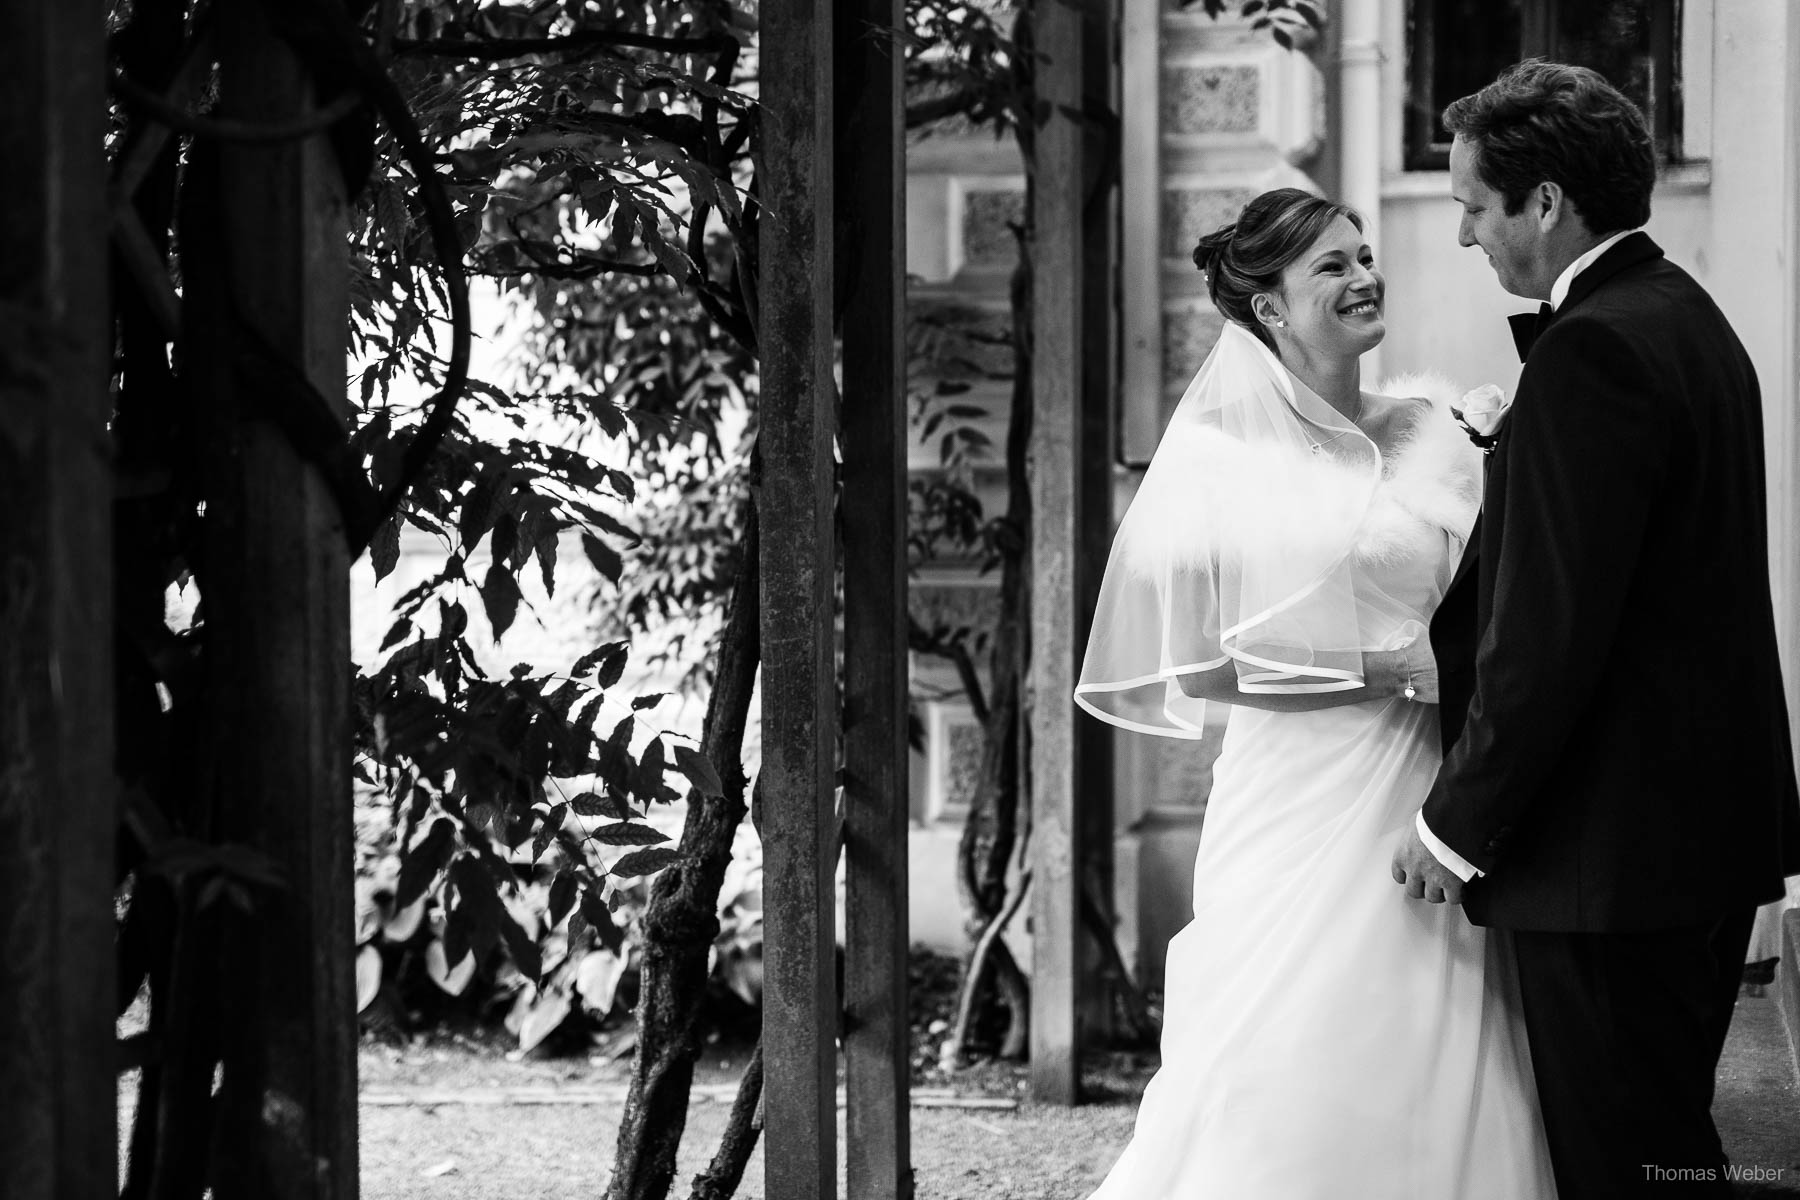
[1402,0,1682,173]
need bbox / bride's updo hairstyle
[1192,188,1364,352]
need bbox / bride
[1074,189,1557,1198]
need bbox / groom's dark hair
[1443,59,1655,234]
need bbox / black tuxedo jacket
[1425,232,1800,931]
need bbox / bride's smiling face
[1257,216,1386,360]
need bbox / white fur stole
[1117,371,1482,574]
[1360,371,1484,562]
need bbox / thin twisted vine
[271,0,472,554]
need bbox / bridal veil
[1074,322,1395,737]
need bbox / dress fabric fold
[1078,332,1556,1198]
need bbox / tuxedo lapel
[1467,235,1665,603]
[1507,235,1663,363]
[1558,231,1663,312]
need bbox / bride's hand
[1364,642,1440,704]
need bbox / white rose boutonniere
[1450,384,1512,452]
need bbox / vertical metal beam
[836,2,912,1197]
[1118,0,1164,465]
[1077,1,1119,1043]
[0,3,115,1197]
[202,5,355,1195]
[1029,0,1095,1106]
[761,0,839,1196]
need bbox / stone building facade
[904,0,1800,989]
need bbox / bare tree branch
[946,869,1032,1060]
[906,85,984,130]
[687,1042,765,1200]
[908,619,990,724]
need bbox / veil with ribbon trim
[1075,322,1402,738]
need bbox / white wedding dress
[1082,378,1558,1199]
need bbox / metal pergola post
[760,0,842,1196]
[1031,0,1119,1105]
[0,2,116,1195]
[200,5,357,1193]
[838,1,913,1197]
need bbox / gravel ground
[361,993,1800,1200]
[358,1032,1145,1199]
[361,993,1800,1198]
[1716,990,1800,1191]
[117,983,1800,1197]
[361,1094,1134,1199]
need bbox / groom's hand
[1391,826,1465,905]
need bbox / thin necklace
[1309,392,1365,453]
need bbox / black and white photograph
[3,2,1798,1198]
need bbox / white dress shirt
[1548,230,1635,311]
[1414,228,1639,883]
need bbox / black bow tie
[1508,302,1555,362]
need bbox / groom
[1390,61,1800,1197]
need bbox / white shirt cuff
[1416,810,1484,882]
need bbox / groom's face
[1450,136,1545,300]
